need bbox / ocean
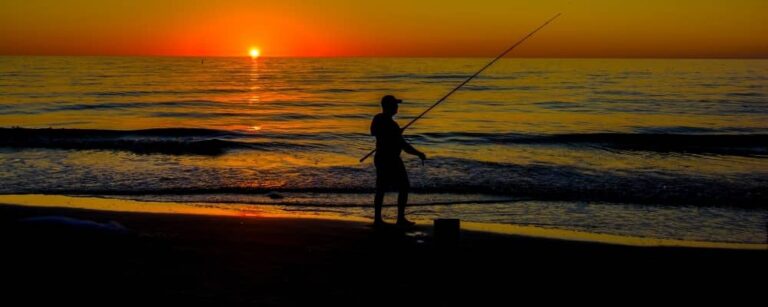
[0,56,766,243]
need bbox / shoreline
[1,194,765,250]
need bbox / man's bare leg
[396,187,414,226]
[373,189,386,226]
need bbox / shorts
[374,156,410,191]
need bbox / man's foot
[396,219,415,227]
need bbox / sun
[249,48,261,59]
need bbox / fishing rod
[360,13,561,163]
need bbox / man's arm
[400,135,426,160]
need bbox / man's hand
[417,151,427,161]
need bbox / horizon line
[1,54,767,60]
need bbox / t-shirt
[370,113,403,159]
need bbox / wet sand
[1,203,765,305]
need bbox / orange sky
[1,0,766,57]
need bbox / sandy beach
[2,201,765,305]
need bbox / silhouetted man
[370,95,426,227]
